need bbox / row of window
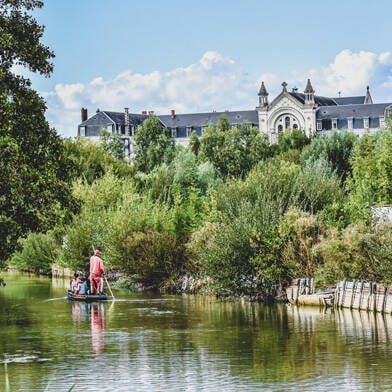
[316,117,384,131]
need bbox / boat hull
[67,290,108,301]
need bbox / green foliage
[134,116,175,172]
[188,130,200,156]
[345,130,392,222]
[314,223,392,286]
[277,128,311,153]
[63,173,127,271]
[301,131,356,180]
[134,149,220,204]
[100,129,125,160]
[64,138,134,183]
[191,198,285,298]
[280,208,325,278]
[0,0,77,262]
[9,231,59,272]
[199,121,270,178]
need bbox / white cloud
[41,50,392,137]
[261,50,392,100]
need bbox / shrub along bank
[7,119,392,300]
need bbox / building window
[380,117,385,129]
[186,127,192,137]
[278,125,283,133]
[347,117,353,130]
[171,128,177,138]
[332,119,337,130]
[107,125,113,133]
[293,124,298,129]
[79,126,86,136]
[316,121,322,131]
[363,117,370,129]
[285,116,290,129]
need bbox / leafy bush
[345,130,392,222]
[9,232,59,272]
[313,223,392,286]
[64,138,134,184]
[301,131,356,181]
[280,208,325,278]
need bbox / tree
[134,116,175,172]
[301,131,356,181]
[100,128,125,160]
[277,128,311,153]
[199,121,270,178]
[188,130,200,156]
[345,129,392,222]
[0,0,76,262]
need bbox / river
[0,272,392,391]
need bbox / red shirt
[90,255,104,276]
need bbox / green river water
[1,271,392,391]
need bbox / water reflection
[71,301,105,354]
[4,273,392,391]
[91,303,105,354]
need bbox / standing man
[90,249,105,295]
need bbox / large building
[78,79,392,157]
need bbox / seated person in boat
[76,276,89,295]
[74,275,84,295]
[90,249,105,295]
[70,273,79,293]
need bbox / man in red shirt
[90,249,105,295]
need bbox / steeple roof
[365,85,373,104]
[304,79,315,93]
[258,81,268,96]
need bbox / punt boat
[67,290,108,301]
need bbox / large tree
[0,0,76,262]
[134,116,175,173]
[199,117,270,178]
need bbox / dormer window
[316,121,322,131]
[332,119,338,130]
[363,117,370,129]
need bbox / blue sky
[28,0,392,136]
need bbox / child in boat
[74,275,84,295]
[70,273,79,293]
[78,276,89,295]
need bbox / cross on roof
[281,82,288,92]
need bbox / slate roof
[332,96,366,105]
[157,110,259,128]
[103,111,147,126]
[316,103,391,120]
[289,92,336,106]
